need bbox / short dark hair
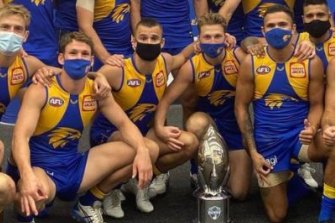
[263,4,294,25]
[59,31,94,54]
[135,18,163,33]
[197,13,227,33]
[303,0,328,7]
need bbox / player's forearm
[154,100,170,130]
[119,120,147,152]
[236,106,257,155]
[130,0,141,34]
[12,135,33,177]
[193,0,208,18]
[307,104,323,131]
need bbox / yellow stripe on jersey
[94,0,116,21]
[114,55,168,110]
[242,0,295,15]
[34,77,97,136]
[192,49,239,97]
[7,56,29,99]
[253,49,309,101]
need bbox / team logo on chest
[48,127,81,149]
[155,71,165,87]
[10,67,25,85]
[328,42,335,56]
[198,70,211,79]
[289,62,306,78]
[82,95,97,111]
[49,97,64,107]
[223,60,238,75]
[129,104,156,122]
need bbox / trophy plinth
[197,192,230,223]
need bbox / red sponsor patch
[328,42,335,56]
[10,67,25,85]
[49,97,64,107]
[290,62,306,78]
[223,60,238,75]
[155,71,165,87]
[256,66,271,74]
[82,95,97,111]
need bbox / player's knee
[181,132,198,158]
[0,173,15,205]
[185,112,210,138]
[230,186,248,201]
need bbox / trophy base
[197,192,231,223]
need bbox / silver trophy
[196,124,230,223]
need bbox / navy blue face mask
[200,43,225,58]
[63,59,91,80]
[265,28,292,49]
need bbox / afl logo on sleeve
[10,67,25,85]
[82,95,97,111]
[289,62,306,78]
[49,97,64,107]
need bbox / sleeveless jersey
[29,76,97,166]
[0,56,29,119]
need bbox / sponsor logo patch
[290,62,306,78]
[82,95,97,111]
[328,42,335,56]
[198,71,210,79]
[155,71,165,87]
[11,67,24,85]
[223,60,238,75]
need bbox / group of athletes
[0,0,335,223]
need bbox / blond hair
[197,13,227,33]
[0,4,31,29]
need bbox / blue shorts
[32,152,88,201]
[213,117,243,150]
[255,130,302,173]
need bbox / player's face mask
[304,19,331,38]
[200,43,225,58]
[265,28,292,49]
[63,59,91,80]
[136,42,161,61]
[0,31,24,56]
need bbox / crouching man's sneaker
[122,179,154,213]
[149,172,169,196]
[72,201,104,223]
[298,163,318,188]
[103,189,125,218]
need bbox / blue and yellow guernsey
[92,55,168,136]
[0,56,29,119]
[93,0,132,56]
[191,49,240,120]
[242,0,295,37]
[313,31,335,71]
[29,76,97,166]
[252,48,310,168]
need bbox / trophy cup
[196,124,230,223]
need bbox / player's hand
[103,54,124,67]
[224,33,236,49]
[246,43,266,57]
[18,172,48,216]
[132,147,153,189]
[250,151,272,186]
[294,40,315,61]
[93,73,111,99]
[32,67,56,87]
[323,126,335,147]
[155,126,184,151]
[299,119,316,145]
